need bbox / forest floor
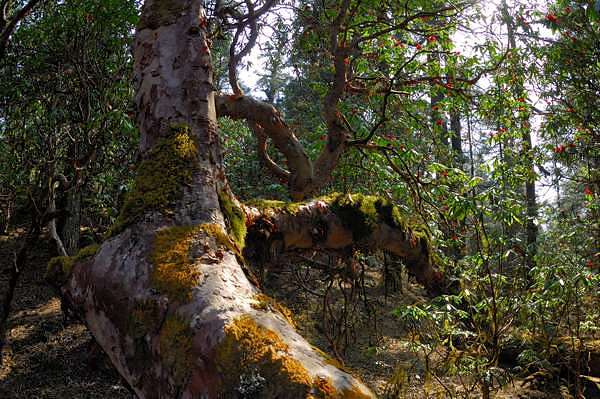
[0,232,585,398]
[0,232,131,398]
[261,262,569,399]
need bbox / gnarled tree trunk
[52,1,375,397]
[49,1,449,397]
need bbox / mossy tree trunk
[54,0,375,398]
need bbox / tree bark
[61,188,81,256]
[55,1,375,398]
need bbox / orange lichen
[150,223,246,302]
[339,385,373,399]
[215,315,313,397]
[150,225,201,302]
[313,376,336,397]
[215,315,373,398]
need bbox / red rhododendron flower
[546,13,558,23]
[584,186,593,195]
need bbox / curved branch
[0,0,42,58]
[216,93,313,199]
[227,0,277,94]
[251,121,290,180]
[244,194,449,294]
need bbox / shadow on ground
[0,233,131,399]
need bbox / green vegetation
[106,130,198,238]
[2,0,599,397]
[218,190,247,250]
[46,244,100,285]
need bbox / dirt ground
[0,233,578,398]
[0,233,131,399]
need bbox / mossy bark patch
[159,314,193,384]
[46,244,100,285]
[106,131,198,238]
[218,190,247,250]
[150,223,246,303]
[150,225,202,303]
[251,293,296,327]
[246,198,303,214]
[215,316,369,398]
[329,193,409,241]
[215,315,313,398]
[128,299,162,339]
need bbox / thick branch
[251,122,290,180]
[244,194,447,294]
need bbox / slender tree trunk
[450,110,462,164]
[61,189,81,255]
[502,0,538,269]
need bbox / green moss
[45,244,100,285]
[106,130,198,239]
[159,314,193,384]
[215,316,370,398]
[74,244,100,261]
[128,299,161,339]
[218,190,246,250]
[150,225,201,303]
[328,193,430,248]
[150,223,247,303]
[249,192,431,251]
[246,198,303,214]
